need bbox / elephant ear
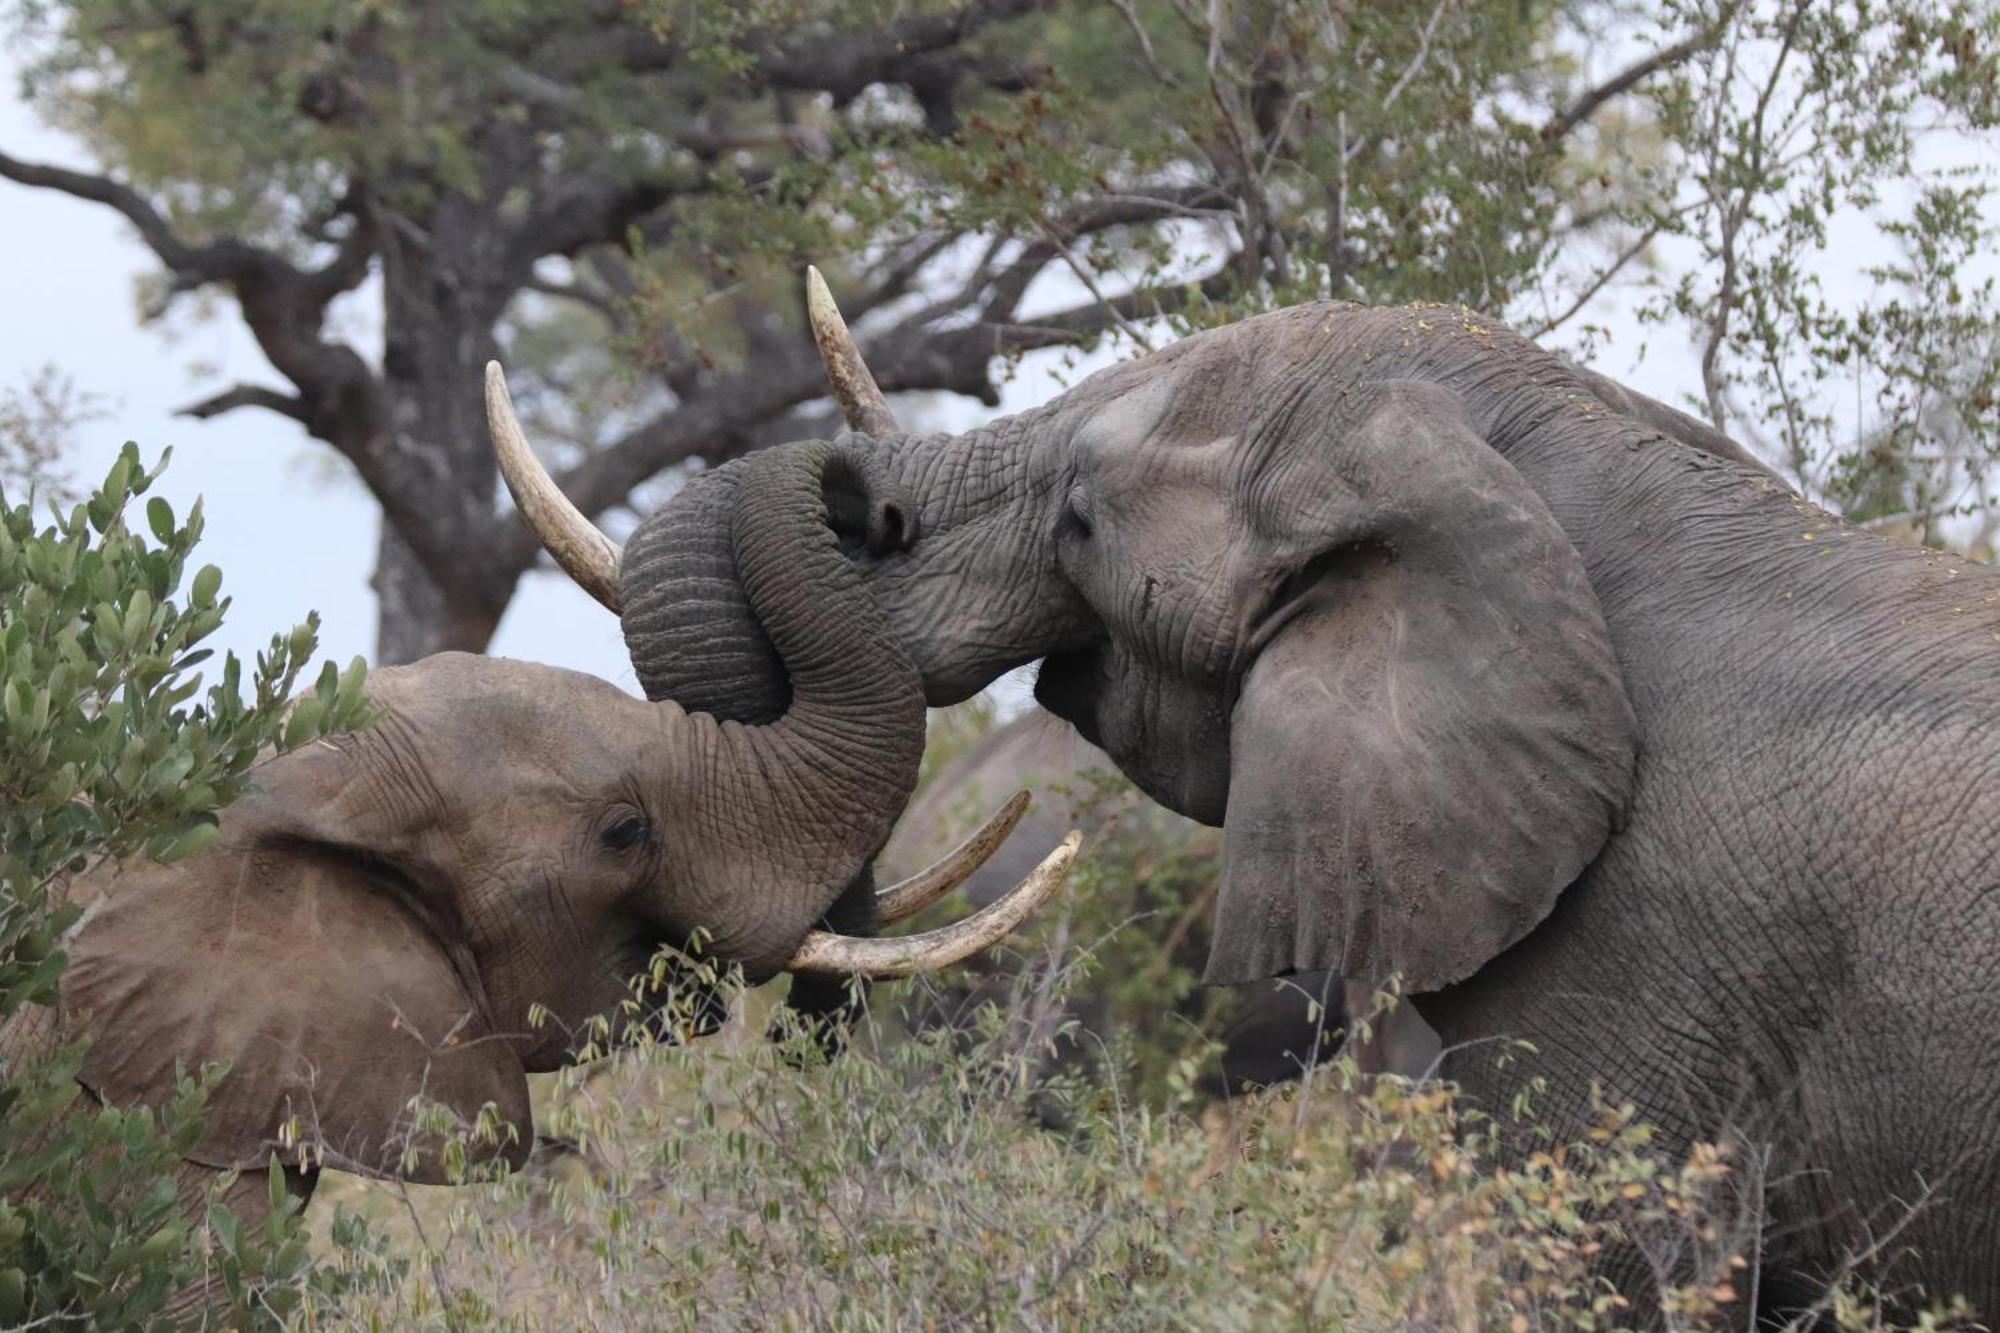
[64,740,532,1183]
[1207,380,1637,994]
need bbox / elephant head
[589,289,1671,998]
[59,430,1072,1185]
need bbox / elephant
[0,442,1071,1276]
[489,280,2000,1318]
[881,707,1440,1097]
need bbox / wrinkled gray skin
[882,708,1439,1095]
[619,303,2000,1316]
[2,445,925,1242]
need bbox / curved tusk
[485,361,624,614]
[805,265,900,436]
[876,791,1032,925]
[787,831,1079,979]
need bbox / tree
[4,3,1993,667]
[0,0,1729,661]
[1611,0,2000,545]
[0,1,1077,659]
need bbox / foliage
[1611,0,2000,545]
[0,443,370,1327]
[300,962,1978,1331]
[905,743,1238,1105]
[0,366,97,506]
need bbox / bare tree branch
[1540,19,1729,146]
[523,273,627,330]
[0,148,269,282]
[176,383,311,423]
[1525,219,1668,339]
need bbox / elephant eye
[601,813,652,853]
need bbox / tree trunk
[368,201,513,663]
[371,526,505,661]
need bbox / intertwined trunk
[657,443,927,975]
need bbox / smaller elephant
[881,708,1439,1097]
[2,437,1071,1274]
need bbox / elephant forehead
[366,653,666,773]
[1072,366,1259,471]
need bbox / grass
[287,955,1981,1332]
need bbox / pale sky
[1,43,1989,706]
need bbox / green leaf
[123,588,154,650]
[282,694,325,750]
[145,495,174,543]
[191,563,222,609]
[152,814,219,865]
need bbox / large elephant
[1,444,1069,1247]
[492,286,2000,1316]
[882,707,1439,1096]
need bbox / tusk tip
[482,355,623,615]
[790,828,1081,980]
[874,788,1037,925]
[805,266,842,331]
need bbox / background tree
[3,0,1994,664]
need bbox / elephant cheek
[1035,648,1232,826]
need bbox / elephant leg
[1343,981,1443,1080]
[161,1159,319,1326]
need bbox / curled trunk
[622,457,790,722]
[665,444,929,977]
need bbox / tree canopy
[3,0,1996,659]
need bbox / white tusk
[876,791,1032,924]
[485,361,623,613]
[787,831,1079,979]
[805,265,900,436]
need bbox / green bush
[0,444,369,1327]
[303,967,1981,1332]
[900,717,1250,1107]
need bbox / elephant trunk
[621,457,790,723]
[639,445,928,977]
[488,362,1069,982]
[728,442,927,814]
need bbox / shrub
[302,963,1980,1332]
[0,444,368,1327]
